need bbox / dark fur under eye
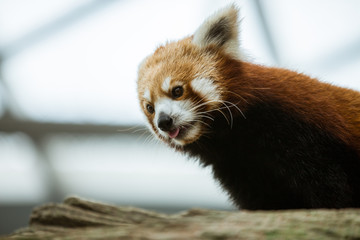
[172,86,184,98]
[146,104,154,114]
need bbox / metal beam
[0,115,148,138]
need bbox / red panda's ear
[192,4,240,58]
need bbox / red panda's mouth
[162,123,200,146]
[168,125,190,139]
[168,127,180,139]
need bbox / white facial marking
[191,78,220,101]
[143,88,151,101]
[161,77,171,92]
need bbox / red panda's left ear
[192,4,240,59]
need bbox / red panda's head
[137,5,242,149]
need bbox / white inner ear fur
[191,78,221,102]
[192,4,241,59]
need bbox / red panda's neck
[219,60,357,151]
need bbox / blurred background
[1,0,360,234]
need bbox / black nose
[157,113,173,132]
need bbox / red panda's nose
[157,113,174,132]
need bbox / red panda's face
[137,5,241,149]
[137,39,223,147]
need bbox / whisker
[221,90,249,104]
[223,101,234,128]
[194,119,212,128]
[189,99,213,112]
[116,125,144,133]
[188,94,213,112]
[216,107,231,126]
[200,105,232,114]
[189,99,231,126]
[195,100,233,126]
[199,99,246,123]
[195,114,214,121]
[132,127,149,134]
[222,100,246,120]
[143,133,155,144]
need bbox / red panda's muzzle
[157,113,181,139]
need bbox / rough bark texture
[3,197,360,239]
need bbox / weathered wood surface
[3,197,360,239]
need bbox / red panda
[137,5,360,210]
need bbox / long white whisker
[222,100,246,120]
[198,99,246,125]
[142,133,155,145]
[195,114,214,121]
[221,90,249,104]
[203,100,246,119]
[194,100,232,126]
[221,101,233,128]
[201,105,232,114]
[188,99,231,126]
[188,99,213,112]
[132,127,149,134]
[187,94,213,112]
[203,100,234,127]
[116,125,145,133]
[136,131,149,142]
[216,107,231,126]
[194,115,213,127]
[182,118,212,129]
[196,120,212,128]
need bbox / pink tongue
[169,128,180,139]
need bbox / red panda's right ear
[192,4,240,58]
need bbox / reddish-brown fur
[215,55,360,155]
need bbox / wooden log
[3,196,360,239]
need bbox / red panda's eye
[146,104,154,114]
[172,86,184,98]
